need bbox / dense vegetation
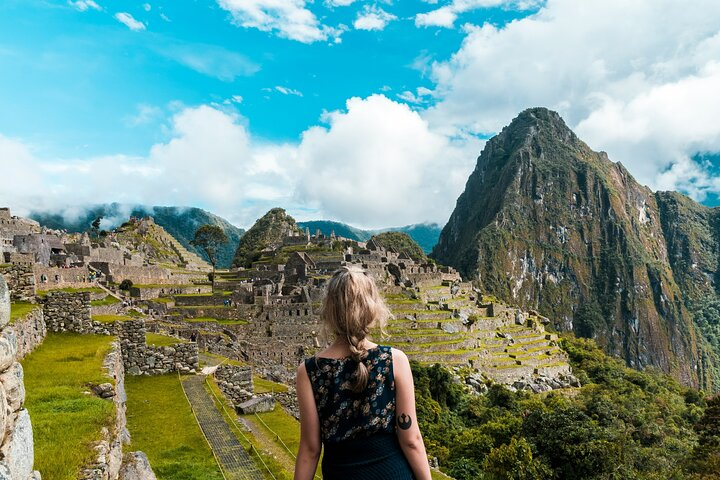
[413,335,716,479]
[370,231,427,262]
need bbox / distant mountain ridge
[29,204,245,269]
[433,107,719,390]
[297,221,441,253]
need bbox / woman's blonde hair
[321,265,392,393]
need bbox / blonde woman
[294,266,432,480]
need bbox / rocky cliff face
[433,108,714,389]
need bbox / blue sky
[1,1,720,229]
[0,0,528,158]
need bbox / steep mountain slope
[297,220,441,253]
[30,204,244,268]
[232,208,303,267]
[433,107,713,389]
[369,232,427,262]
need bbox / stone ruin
[0,274,40,480]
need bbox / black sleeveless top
[304,345,397,444]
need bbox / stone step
[387,338,475,353]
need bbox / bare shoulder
[391,347,409,363]
[296,359,308,377]
[391,347,411,374]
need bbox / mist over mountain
[29,204,245,269]
[433,107,720,390]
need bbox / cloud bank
[1,98,477,229]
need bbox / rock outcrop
[433,107,714,389]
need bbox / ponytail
[347,333,369,393]
[320,266,392,394]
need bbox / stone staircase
[381,282,571,384]
[163,234,212,271]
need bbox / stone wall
[12,308,45,360]
[0,274,39,479]
[33,265,92,290]
[80,342,128,480]
[120,320,199,375]
[129,285,211,301]
[91,263,204,286]
[43,292,93,333]
[213,364,253,407]
[0,264,35,302]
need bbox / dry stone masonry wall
[213,364,253,407]
[0,275,39,479]
[12,308,45,361]
[120,320,198,375]
[0,265,35,302]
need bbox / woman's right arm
[294,362,321,480]
[393,348,432,480]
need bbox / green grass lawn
[36,287,104,296]
[92,314,134,324]
[90,295,121,307]
[253,376,289,394]
[10,301,38,323]
[22,333,116,480]
[145,333,188,347]
[125,375,223,480]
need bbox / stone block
[1,409,34,480]
[119,451,157,480]
[237,396,275,414]
[0,363,25,413]
[0,329,18,373]
[0,277,9,329]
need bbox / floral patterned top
[305,345,396,444]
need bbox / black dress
[304,345,415,480]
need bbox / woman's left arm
[294,362,321,480]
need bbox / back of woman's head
[321,265,392,393]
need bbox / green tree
[483,437,551,480]
[191,224,228,293]
[686,394,720,479]
[90,216,103,239]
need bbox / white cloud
[294,95,478,227]
[325,0,357,6]
[114,12,146,31]
[415,0,541,28]
[426,0,720,200]
[354,5,397,31]
[160,13,171,22]
[143,3,152,12]
[217,0,343,43]
[68,0,101,12]
[0,96,479,229]
[153,41,260,81]
[125,104,162,127]
[275,86,303,97]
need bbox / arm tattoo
[397,413,412,430]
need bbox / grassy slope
[125,375,223,480]
[22,333,115,480]
[10,301,38,323]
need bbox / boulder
[1,409,34,480]
[0,362,25,413]
[119,451,157,480]
[0,277,9,329]
[92,383,115,399]
[237,396,275,414]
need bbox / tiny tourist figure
[294,266,432,480]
